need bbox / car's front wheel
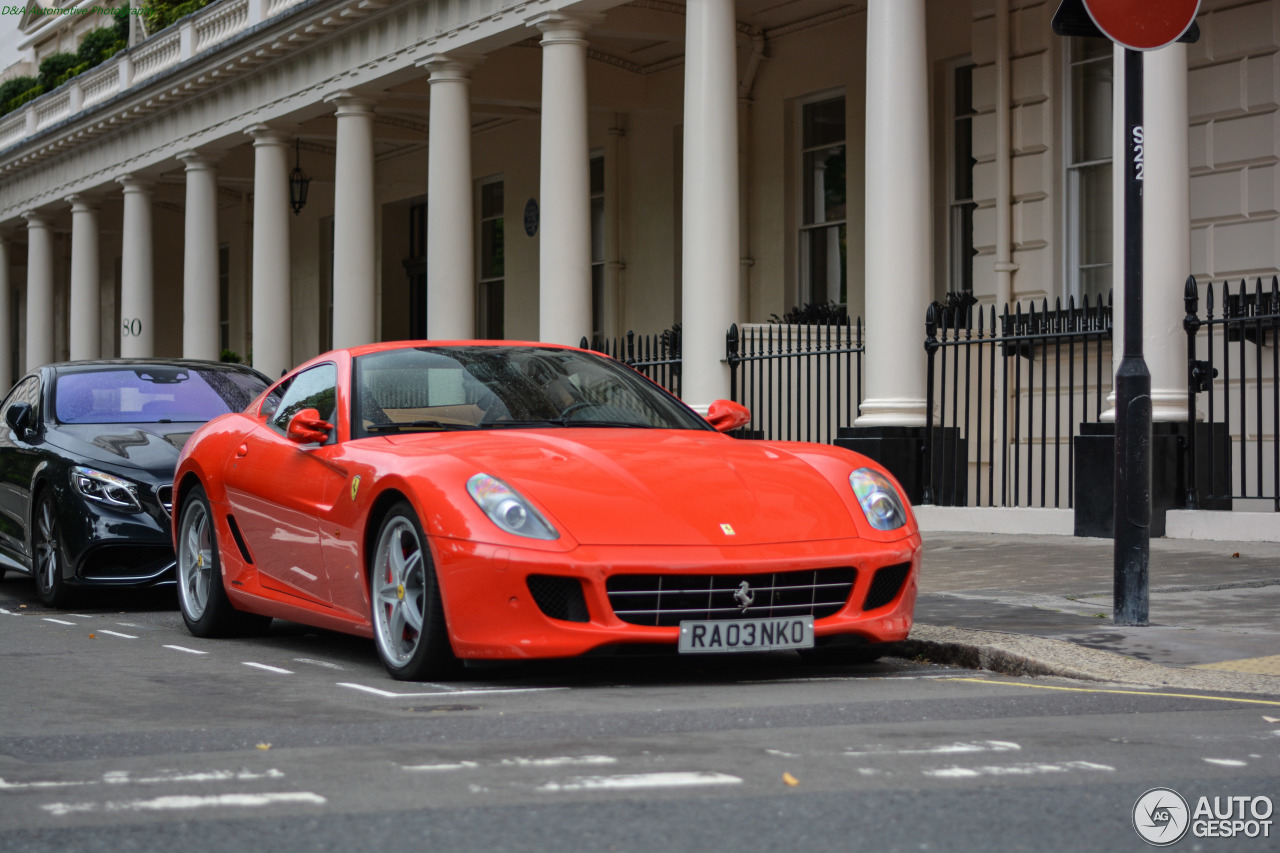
[176,484,271,637]
[33,490,75,608]
[370,502,461,680]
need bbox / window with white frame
[950,64,977,297]
[799,96,847,308]
[478,178,504,339]
[590,154,605,342]
[1066,38,1113,303]
[218,244,230,354]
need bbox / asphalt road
[1,574,1278,853]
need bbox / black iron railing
[726,318,864,443]
[1184,276,1279,509]
[582,327,682,397]
[922,294,1113,507]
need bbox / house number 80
[121,318,143,337]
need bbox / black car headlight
[849,467,908,531]
[466,473,559,540]
[70,466,144,513]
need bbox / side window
[269,364,338,442]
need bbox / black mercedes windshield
[353,346,709,436]
[54,365,269,425]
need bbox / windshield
[353,346,709,435]
[54,365,269,425]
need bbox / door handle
[236,444,249,458]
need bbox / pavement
[899,531,1280,695]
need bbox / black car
[0,359,270,607]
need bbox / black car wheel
[176,484,271,637]
[33,490,75,608]
[370,502,461,681]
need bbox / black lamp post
[289,139,310,215]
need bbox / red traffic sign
[1082,0,1200,50]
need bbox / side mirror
[704,399,751,433]
[5,402,32,437]
[286,408,333,445]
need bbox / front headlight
[466,473,559,540]
[70,466,144,513]
[849,468,907,531]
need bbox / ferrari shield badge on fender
[720,523,735,536]
[350,475,361,501]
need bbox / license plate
[677,616,814,654]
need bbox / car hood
[395,429,863,546]
[46,423,196,476]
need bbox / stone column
[680,0,740,407]
[855,0,930,427]
[0,234,11,388]
[67,196,100,361]
[247,125,293,378]
[423,55,478,340]
[180,152,221,361]
[118,176,155,358]
[533,13,596,346]
[327,93,377,349]
[23,213,55,369]
[1143,43,1190,423]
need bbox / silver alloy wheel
[177,497,213,621]
[372,516,427,668]
[34,497,58,593]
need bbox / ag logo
[1133,787,1190,846]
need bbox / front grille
[80,544,175,584]
[862,562,911,611]
[527,575,590,622]
[606,568,857,627]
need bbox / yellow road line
[944,677,1280,707]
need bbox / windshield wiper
[366,420,480,433]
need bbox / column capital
[178,150,221,170]
[323,89,378,116]
[117,175,155,194]
[417,52,483,81]
[66,194,99,213]
[22,211,52,228]
[245,123,292,147]
[527,10,601,43]
[527,11,603,43]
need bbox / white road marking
[536,771,742,792]
[337,682,567,698]
[764,749,799,758]
[42,618,76,626]
[1203,758,1248,767]
[924,761,1114,779]
[68,614,94,619]
[97,630,137,639]
[499,756,618,768]
[42,792,325,816]
[0,608,20,616]
[403,761,481,772]
[163,645,208,655]
[3,769,284,791]
[845,741,1020,757]
[293,658,345,671]
[243,662,294,675]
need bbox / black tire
[175,485,271,637]
[32,490,76,609]
[369,501,461,681]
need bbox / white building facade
[0,0,1277,531]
